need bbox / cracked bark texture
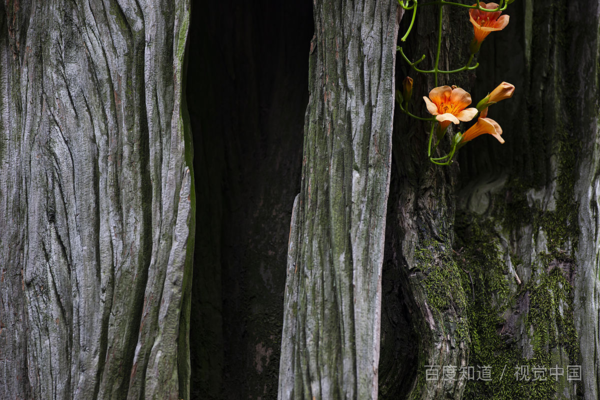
[278,1,401,399]
[567,1,600,399]
[0,1,194,399]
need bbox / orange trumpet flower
[461,108,504,144]
[469,2,510,53]
[423,86,478,130]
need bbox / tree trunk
[456,0,598,398]
[278,1,401,399]
[380,0,600,399]
[281,0,600,399]
[0,1,194,399]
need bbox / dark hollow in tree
[187,0,312,398]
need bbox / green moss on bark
[415,240,468,318]
[407,239,470,400]
[456,212,581,400]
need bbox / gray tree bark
[278,1,402,399]
[0,1,194,399]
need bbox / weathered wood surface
[0,1,194,399]
[569,1,600,398]
[278,1,401,399]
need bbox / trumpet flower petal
[423,85,478,125]
[469,2,510,53]
[461,110,504,144]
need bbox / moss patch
[539,130,579,254]
[414,239,468,331]
[456,212,581,399]
[415,240,468,314]
[407,238,470,400]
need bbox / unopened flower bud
[476,82,515,111]
[402,76,414,104]
[488,82,515,103]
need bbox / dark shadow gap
[379,153,421,399]
[186,0,313,398]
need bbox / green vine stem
[416,0,508,10]
[427,123,435,158]
[401,1,418,41]
[434,4,443,85]
[398,48,479,74]
[399,0,418,9]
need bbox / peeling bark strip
[0,1,193,399]
[278,2,401,399]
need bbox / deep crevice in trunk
[187,1,313,398]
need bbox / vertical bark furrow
[185,1,313,397]
[0,5,31,399]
